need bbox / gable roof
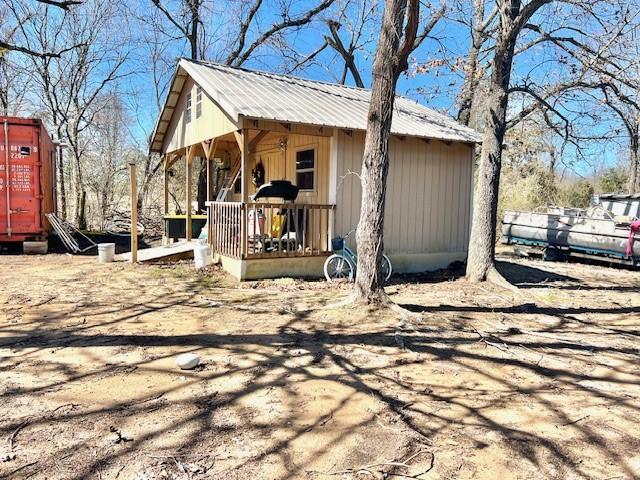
[150,58,482,153]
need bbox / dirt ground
[1,252,639,480]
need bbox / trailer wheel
[543,247,560,262]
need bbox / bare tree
[148,0,338,212]
[129,7,175,212]
[151,0,203,60]
[592,23,640,193]
[0,4,33,113]
[455,0,498,126]
[464,0,633,283]
[2,0,84,58]
[280,0,379,86]
[225,0,337,67]
[85,93,130,229]
[322,1,379,87]
[0,54,33,116]
[598,84,640,193]
[355,0,446,303]
[19,0,130,228]
[467,0,553,283]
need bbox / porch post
[162,154,169,245]
[328,128,339,248]
[185,146,194,241]
[202,139,219,202]
[233,127,250,257]
[163,154,169,215]
[238,130,249,202]
[206,154,210,203]
[129,161,138,264]
[241,130,250,257]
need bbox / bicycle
[324,229,392,282]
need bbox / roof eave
[148,61,190,155]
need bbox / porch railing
[207,201,335,260]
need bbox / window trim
[185,91,192,124]
[294,145,317,193]
[195,85,202,118]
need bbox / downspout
[3,120,10,237]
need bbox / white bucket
[193,243,212,269]
[98,243,116,263]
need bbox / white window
[185,91,192,124]
[196,85,202,118]
[295,148,315,191]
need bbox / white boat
[502,202,640,264]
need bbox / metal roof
[150,58,482,153]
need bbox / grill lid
[251,180,299,201]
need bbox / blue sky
[18,0,625,176]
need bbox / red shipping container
[0,117,57,244]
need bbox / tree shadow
[1,259,640,479]
[495,259,578,286]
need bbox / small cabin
[150,59,481,280]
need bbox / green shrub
[598,168,628,194]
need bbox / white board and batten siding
[162,77,237,154]
[235,133,331,205]
[151,60,481,277]
[334,130,474,272]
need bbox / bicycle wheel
[381,254,393,281]
[324,254,354,282]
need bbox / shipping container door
[0,122,41,237]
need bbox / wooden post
[185,147,193,241]
[206,155,211,203]
[211,141,219,201]
[202,139,219,203]
[242,131,250,203]
[233,129,250,257]
[162,154,172,246]
[163,155,169,215]
[129,161,138,264]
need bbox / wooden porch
[161,119,335,239]
[160,118,337,277]
[206,201,335,260]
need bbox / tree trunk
[354,0,416,302]
[72,149,87,230]
[77,190,87,230]
[457,47,480,126]
[457,0,486,127]
[57,144,67,220]
[466,34,516,282]
[187,1,209,210]
[189,0,200,60]
[628,132,639,194]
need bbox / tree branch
[36,0,82,10]
[324,20,364,87]
[151,0,190,38]
[0,40,64,58]
[285,40,329,74]
[230,0,336,67]
[412,4,447,51]
[397,0,420,64]
[225,0,264,66]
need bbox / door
[0,121,41,239]
[252,148,285,194]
